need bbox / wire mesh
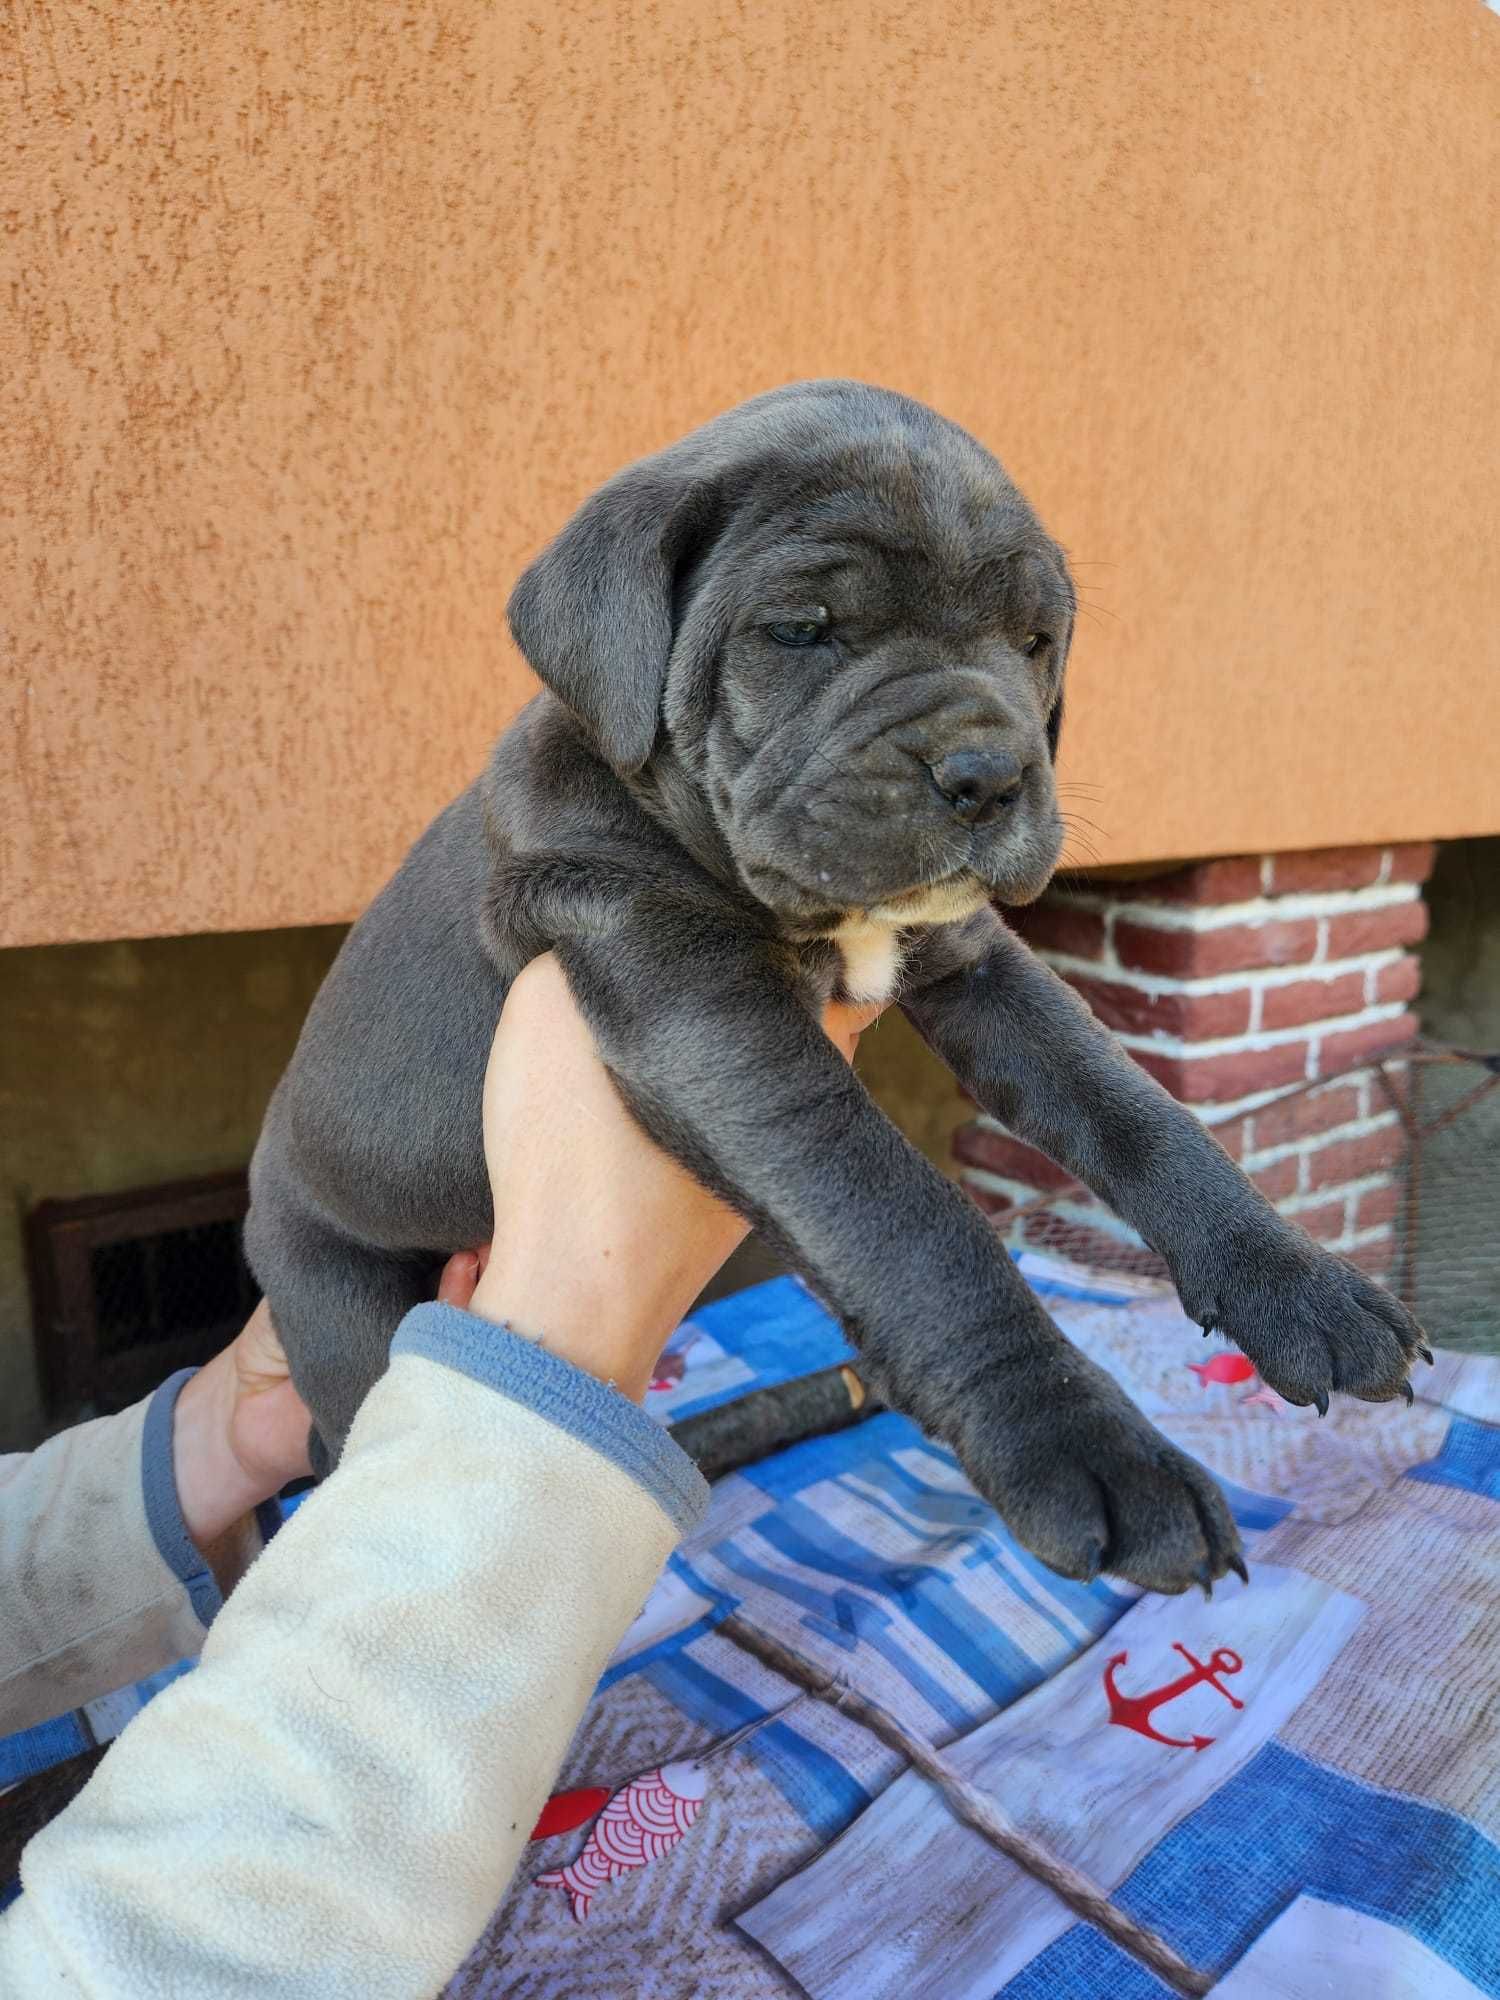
[28,1172,259,1417]
[980,1042,1500,1357]
[1387,1052,1500,1353]
[89,1219,259,1359]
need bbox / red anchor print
[1104,1643,1246,1751]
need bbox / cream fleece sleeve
[0,1303,708,1999]
[0,1371,278,1737]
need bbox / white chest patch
[834,920,905,1005]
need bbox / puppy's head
[509,381,1072,924]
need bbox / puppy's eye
[766,615,829,648]
[1021,633,1048,658]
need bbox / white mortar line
[971,1106,1403,1169]
[1199,1081,1350,1127]
[1239,1108,1401,1172]
[1048,880,1419,932]
[1344,1223,1397,1249]
[1110,1000,1408,1062]
[968,1061,1408,1142]
[959,1173,1145,1248]
[1032,946,1409,999]
[1032,1199,1146,1246]
[1258,1171,1395,1219]
[962,1167,1400,1233]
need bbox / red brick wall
[956,842,1434,1278]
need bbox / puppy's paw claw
[1187,1233,1427,1417]
[966,1358,1245,1598]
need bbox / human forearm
[0,1375,277,1738]
[1,1304,704,2000]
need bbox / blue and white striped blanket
[467,1262,1500,1999]
[6,1261,1499,1997]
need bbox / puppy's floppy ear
[1045,683,1065,763]
[1044,595,1073,764]
[1048,692,1072,760]
[508,463,720,776]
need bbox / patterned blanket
[456,1261,1500,2000]
[6,1261,1499,1995]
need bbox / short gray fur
[246,380,1423,1594]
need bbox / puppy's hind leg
[244,1198,440,1479]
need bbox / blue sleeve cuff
[141,1368,283,1631]
[391,1302,710,1538]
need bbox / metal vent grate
[27,1172,259,1419]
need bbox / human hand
[466,954,882,1401]
[173,1251,488,1556]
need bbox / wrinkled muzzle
[724,673,1063,921]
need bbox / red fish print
[1187,1353,1257,1388]
[528,1786,612,1841]
[535,1762,708,1920]
[1239,1382,1291,1413]
[533,1695,804,1920]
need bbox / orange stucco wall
[5,1,1498,949]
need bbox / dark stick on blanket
[670,1366,877,1481]
[717,1614,1214,2000]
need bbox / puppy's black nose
[929,749,1025,824]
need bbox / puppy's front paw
[961,1353,1244,1595]
[1177,1226,1429,1415]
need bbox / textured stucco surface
[5,1,1499,948]
[0,926,346,1448]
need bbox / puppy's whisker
[1056,812,1108,873]
[1058,815,1106,846]
[1054,842,1105,876]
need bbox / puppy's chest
[831,919,906,1006]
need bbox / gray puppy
[247,379,1425,1594]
